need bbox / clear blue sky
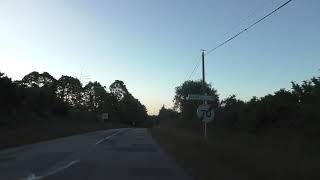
[0,0,319,114]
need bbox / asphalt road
[0,128,192,180]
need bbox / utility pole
[201,49,207,137]
[188,50,215,138]
[201,49,206,97]
[202,49,205,85]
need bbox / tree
[217,95,245,128]
[57,76,83,107]
[173,80,219,120]
[158,105,179,127]
[292,77,320,125]
[0,72,16,124]
[158,105,179,119]
[0,70,150,127]
[20,71,57,90]
[109,80,148,125]
[100,92,118,120]
[83,81,108,112]
[119,94,147,125]
[109,80,129,101]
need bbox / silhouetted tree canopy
[158,106,179,120]
[0,72,15,123]
[216,77,320,132]
[57,75,83,107]
[0,71,149,127]
[109,80,148,125]
[119,94,147,124]
[172,76,320,133]
[173,80,219,120]
[83,81,108,112]
[2,70,319,132]
[109,80,129,101]
[20,71,57,89]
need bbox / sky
[0,0,319,115]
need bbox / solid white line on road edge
[95,128,127,145]
[22,160,81,180]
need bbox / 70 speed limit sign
[197,104,215,123]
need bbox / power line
[186,58,201,81]
[185,0,282,81]
[185,0,293,81]
[206,0,293,55]
[208,0,278,46]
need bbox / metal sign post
[196,103,215,137]
[205,122,207,137]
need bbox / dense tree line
[0,71,148,126]
[159,105,179,119]
[171,77,320,133]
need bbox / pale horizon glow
[1,0,320,115]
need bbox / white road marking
[22,129,128,180]
[22,160,80,180]
[23,174,40,180]
[45,160,80,176]
[95,129,127,145]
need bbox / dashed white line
[22,129,128,180]
[23,174,40,180]
[46,160,80,176]
[95,128,127,145]
[22,160,80,180]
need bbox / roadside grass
[150,126,320,180]
[0,117,127,150]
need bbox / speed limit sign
[197,104,215,123]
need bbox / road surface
[0,128,192,180]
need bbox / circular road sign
[197,104,215,123]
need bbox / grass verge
[150,127,320,180]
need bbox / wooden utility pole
[202,50,205,85]
[201,49,207,137]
